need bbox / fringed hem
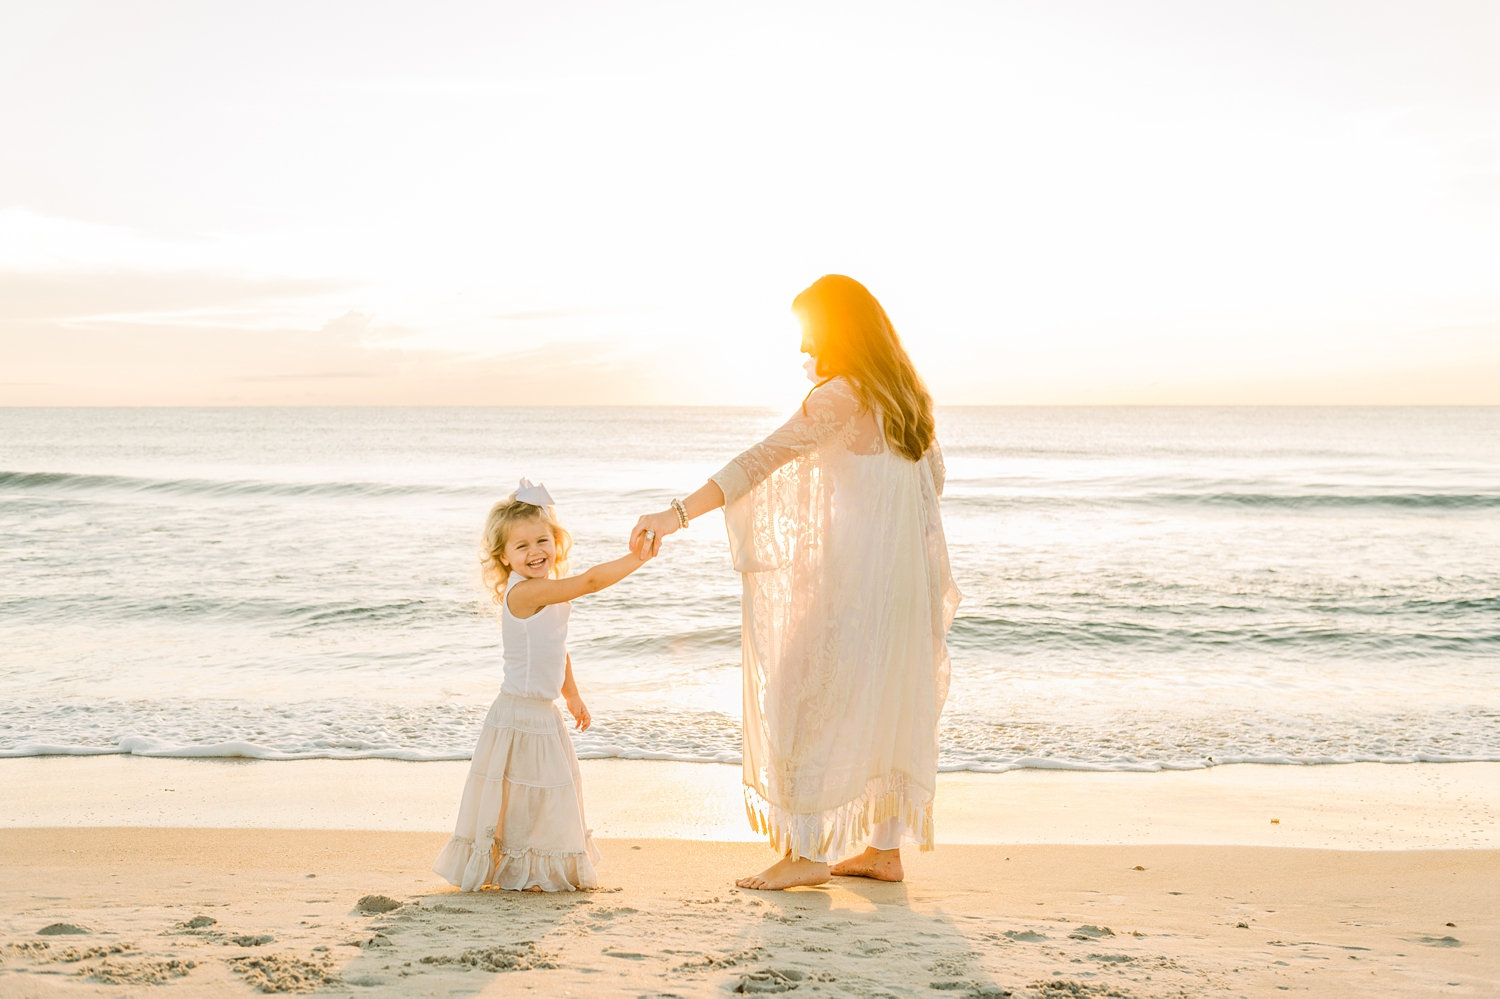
[743,771,935,863]
[432,834,600,893]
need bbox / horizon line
[3,402,1497,410]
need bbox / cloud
[316,311,424,346]
[490,307,645,322]
[0,270,351,323]
[0,318,668,406]
[0,208,200,272]
[231,371,372,383]
[0,208,365,342]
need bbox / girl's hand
[565,694,591,732]
[629,509,678,559]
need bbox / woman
[631,274,959,890]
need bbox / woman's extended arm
[630,480,725,558]
[629,379,861,558]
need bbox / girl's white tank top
[499,574,571,700]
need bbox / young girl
[433,479,653,892]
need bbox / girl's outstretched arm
[561,654,590,731]
[507,550,651,619]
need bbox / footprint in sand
[229,934,275,947]
[672,946,765,971]
[44,944,136,964]
[1002,930,1048,943]
[418,943,558,972]
[227,953,341,991]
[926,953,979,976]
[6,936,183,984]
[733,967,809,993]
[355,895,403,914]
[83,957,197,985]
[589,905,640,920]
[4,941,52,958]
[175,916,217,931]
[37,923,92,936]
[1030,980,1119,997]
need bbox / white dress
[431,575,600,891]
[710,376,960,863]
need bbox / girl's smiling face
[502,517,557,578]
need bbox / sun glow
[2,1,1498,406]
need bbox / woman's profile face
[796,312,816,357]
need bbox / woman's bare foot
[734,855,830,891]
[830,846,904,882]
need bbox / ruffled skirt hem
[432,834,600,892]
[433,693,599,893]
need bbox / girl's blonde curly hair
[479,495,572,608]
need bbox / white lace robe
[710,377,960,860]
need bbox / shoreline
[2,756,1497,849]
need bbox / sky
[2,0,1498,406]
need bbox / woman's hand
[629,509,678,559]
[565,693,591,732]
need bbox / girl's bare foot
[830,846,903,882]
[734,855,830,891]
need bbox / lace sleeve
[923,438,947,497]
[710,378,863,504]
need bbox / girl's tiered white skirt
[432,693,600,892]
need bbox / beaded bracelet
[670,497,690,529]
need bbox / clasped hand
[629,509,678,559]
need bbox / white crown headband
[514,478,556,507]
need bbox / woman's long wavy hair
[479,495,572,608]
[794,274,935,461]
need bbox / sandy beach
[6,1,1500,996]
[1,759,1496,997]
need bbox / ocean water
[1,405,1497,772]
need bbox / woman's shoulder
[795,378,865,433]
[805,375,863,410]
